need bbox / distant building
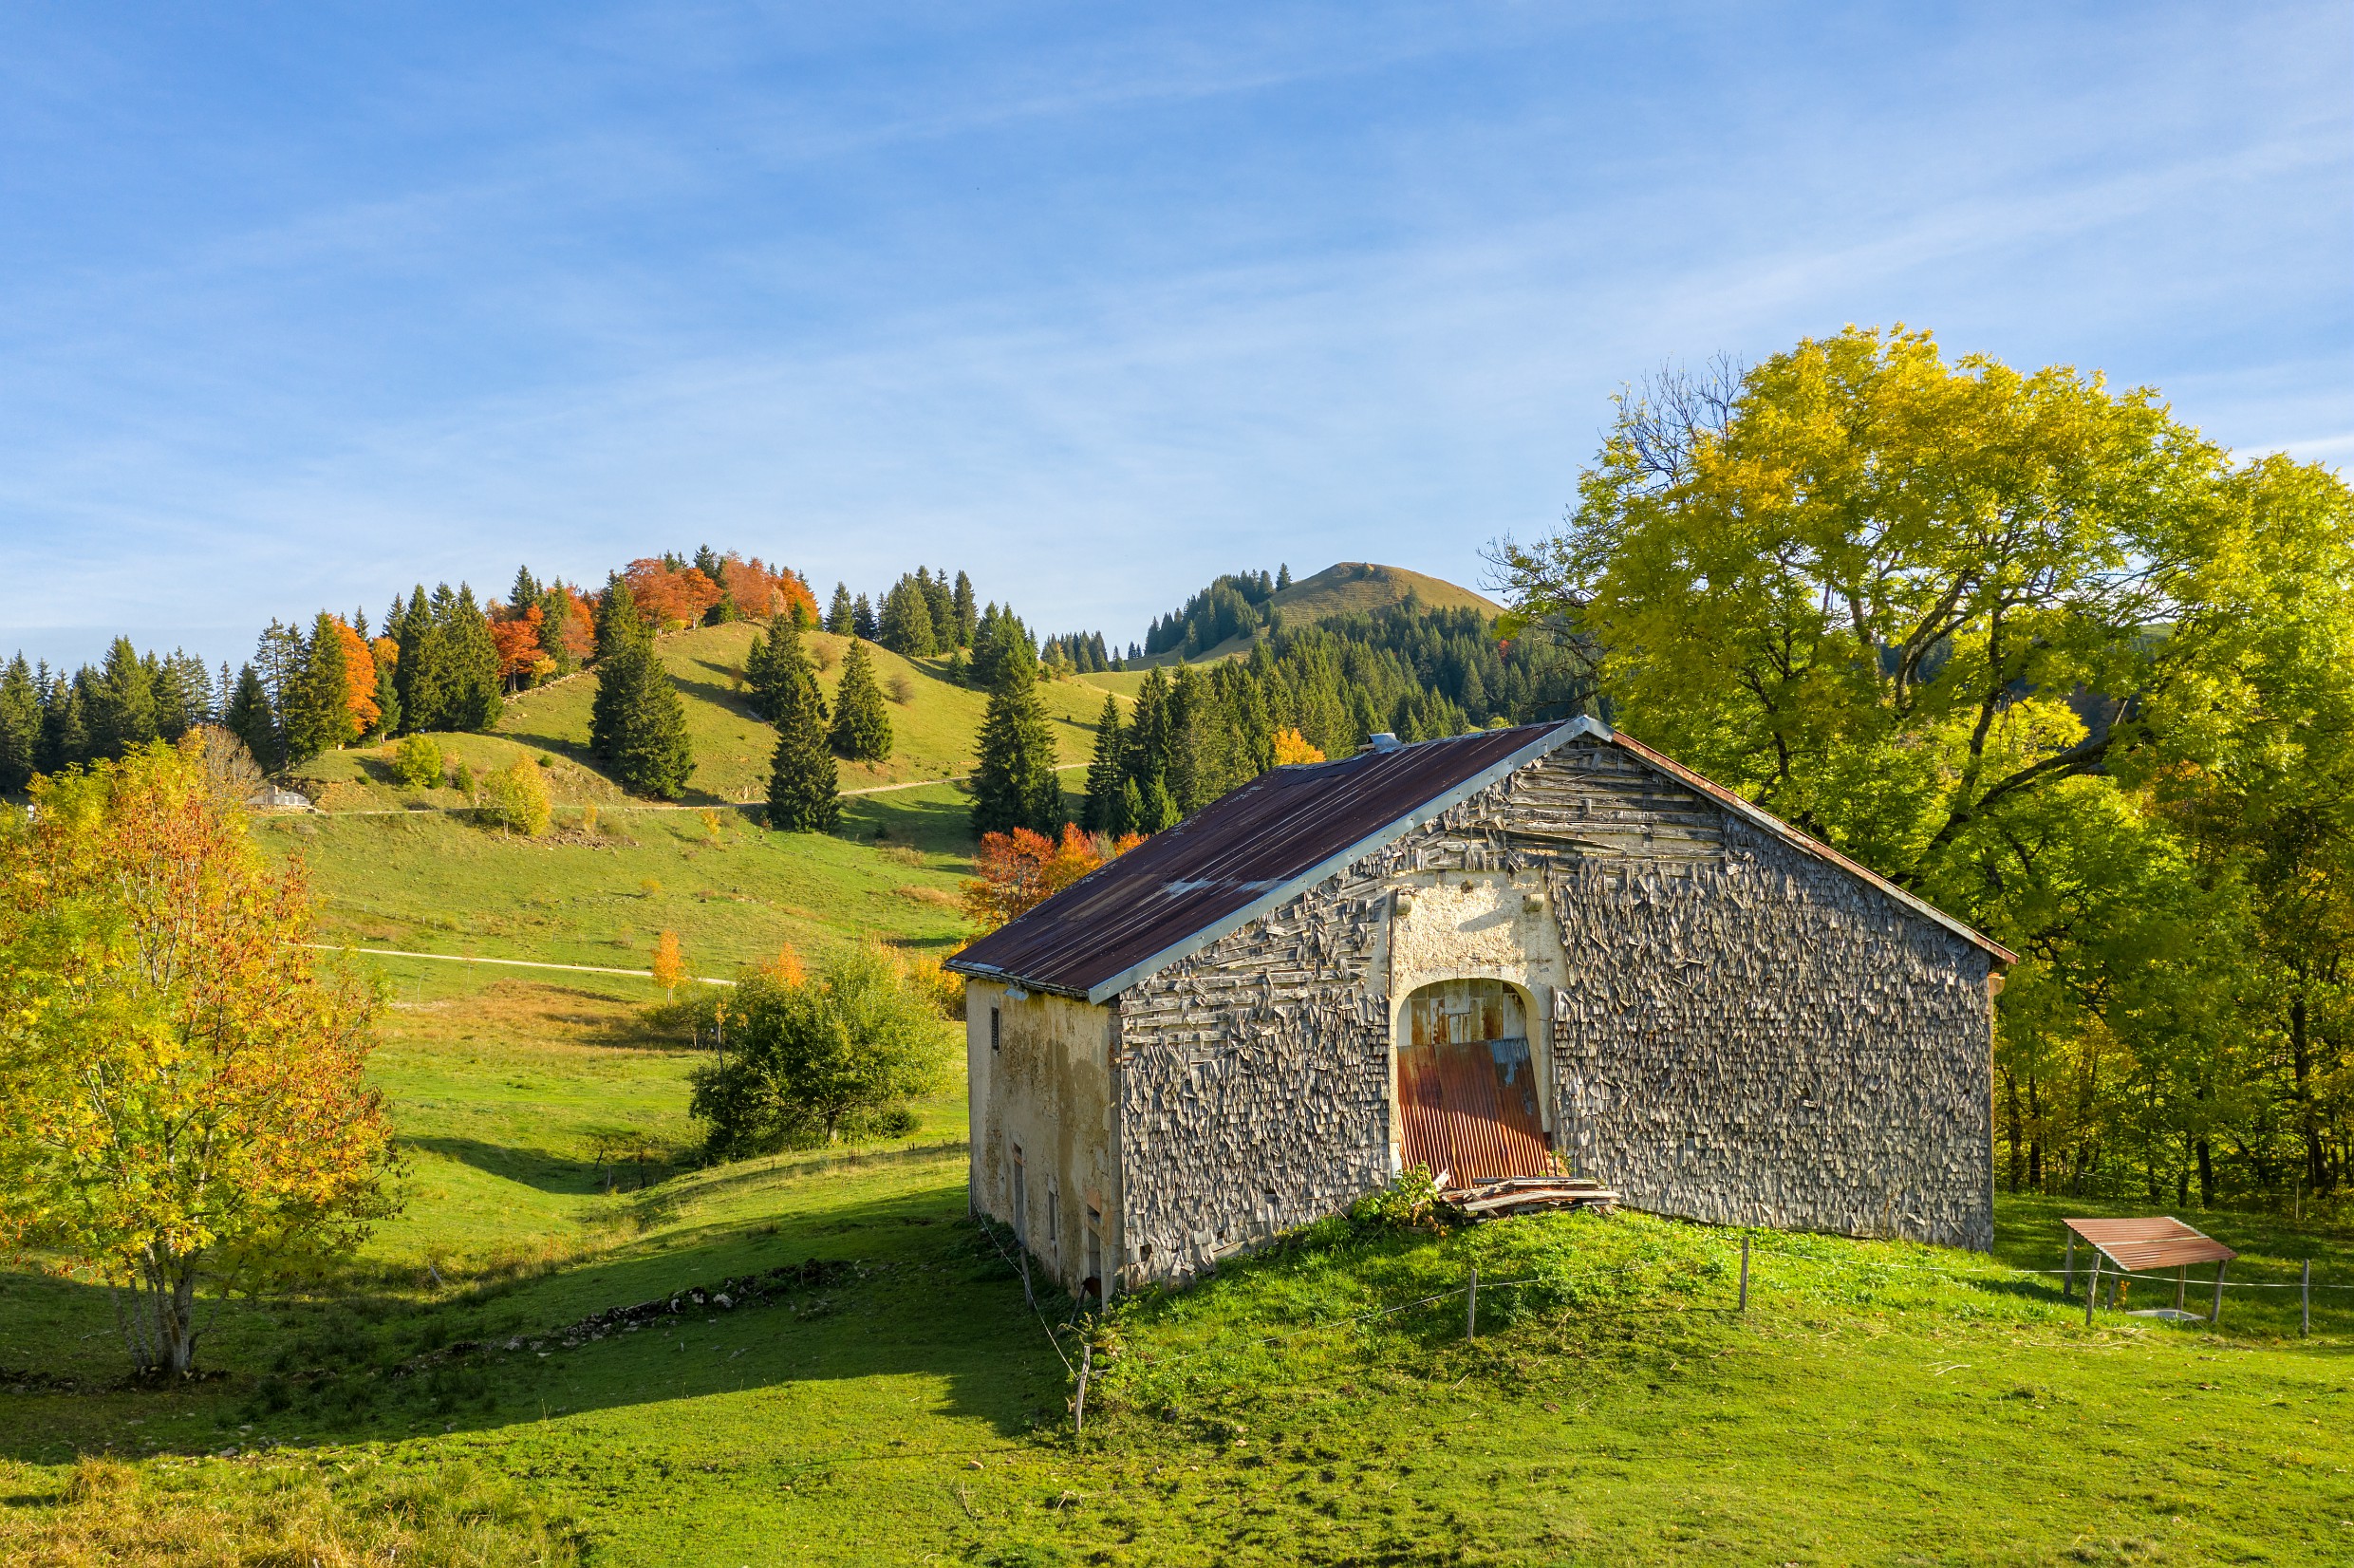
[946,718,2012,1297]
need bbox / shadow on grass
[0,1164,1064,1461]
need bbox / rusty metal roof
[2064,1217,2238,1272]
[946,715,2013,1003]
[950,720,1594,1002]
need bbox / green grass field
[2,962,2347,1565]
[291,623,1117,813]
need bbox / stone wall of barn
[1112,737,1996,1289]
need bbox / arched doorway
[1397,979,1549,1185]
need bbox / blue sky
[1,3,2346,670]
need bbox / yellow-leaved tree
[0,734,401,1378]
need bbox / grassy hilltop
[262,622,1135,977]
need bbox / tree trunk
[2291,997,2326,1197]
[2002,1071,2025,1193]
[124,1248,205,1379]
[2197,1138,2214,1208]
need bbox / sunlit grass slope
[258,781,977,974]
[290,621,1115,811]
[1,955,2348,1562]
[1185,560,1506,662]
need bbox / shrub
[393,734,443,789]
[688,944,951,1157]
[478,756,551,835]
[887,671,914,704]
[1348,1167,1448,1233]
[451,760,475,795]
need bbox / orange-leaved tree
[490,607,547,692]
[962,824,1140,934]
[624,559,723,629]
[0,734,400,1378]
[330,617,380,735]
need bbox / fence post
[1467,1261,1479,1339]
[2303,1260,2312,1338]
[2064,1233,2075,1300]
[2210,1260,2227,1326]
[1074,1340,1092,1441]
[2084,1256,2100,1327]
[1739,1236,1750,1312]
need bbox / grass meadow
[1,958,2347,1564]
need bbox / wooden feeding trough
[2063,1217,2237,1324]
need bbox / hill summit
[1144,561,1504,664]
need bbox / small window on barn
[990,1007,1000,1053]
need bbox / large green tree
[764,622,839,833]
[0,655,40,793]
[828,640,893,763]
[84,637,159,760]
[969,625,1064,836]
[1079,694,1131,834]
[590,580,695,799]
[1494,326,2354,1203]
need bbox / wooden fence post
[1739,1236,1750,1312]
[1467,1261,1479,1339]
[2064,1233,2075,1300]
[1074,1340,1092,1441]
[2303,1260,2312,1338]
[2084,1256,2100,1327]
[2210,1260,2227,1326]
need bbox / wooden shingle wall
[1113,739,1995,1287]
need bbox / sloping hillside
[290,622,1114,811]
[1187,562,1503,662]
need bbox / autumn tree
[828,639,892,762]
[1270,727,1326,765]
[480,755,551,836]
[687,945,950,1157]
[650,930,685,996]
[961,824,1136,933]
[0,735,400,1377]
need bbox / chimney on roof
[1367,732,1402,753]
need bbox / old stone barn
[946,717,2012,1297]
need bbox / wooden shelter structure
[2063,1217,2237,1323]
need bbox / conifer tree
[743,626,784,720]
[37,671,89,775]
[283,612,355,763]
[879,576,939,657]
[0,654,38,793]
[827,582,854,635]
[1277,563,1293,590]
[969,630,1064,836]
[828,640,893,762]
[764,623,839,832]
[84,637,159,760]
[393,587,446,735]
[920,568,956,646]
[152,651,212,740]
[1138,772,1178,833]
[440,585,504,733]
[1080,695,1130,834]
[223,664,274,771]
[510,565,541,612]
[369,647,401,738]
[851,593,878,642]
[952,570,978,646]
[589,580,694,798]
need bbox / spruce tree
[1080,695,1130,834]
[743,627,783,720]
[394,587,446,735]
[764,623,838,832]
[827,582,854,635]
[921,569,956,647]
[969,633,1064,836]
[851,593,878,642]
[369,647,401,738]
[441,585,504,733]
[879,577,939,657]
[951,570,978,646]
[84,636,159,759]
[607,644,695,798]
[1138,773,1178,833]
[510,564,541,612]
[1277,563,1293,590]
[36,670,89,775]
[828,640,893,762]
[282,612,354,763]
[0,654,38,793]
[590,579,651,760]
[223,665,274,771]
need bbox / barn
[945,716,2013,1297]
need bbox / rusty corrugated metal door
[1398,980,1550,1184]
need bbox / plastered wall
[1094,737,1998,1288]
[966,982,1120,1294]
